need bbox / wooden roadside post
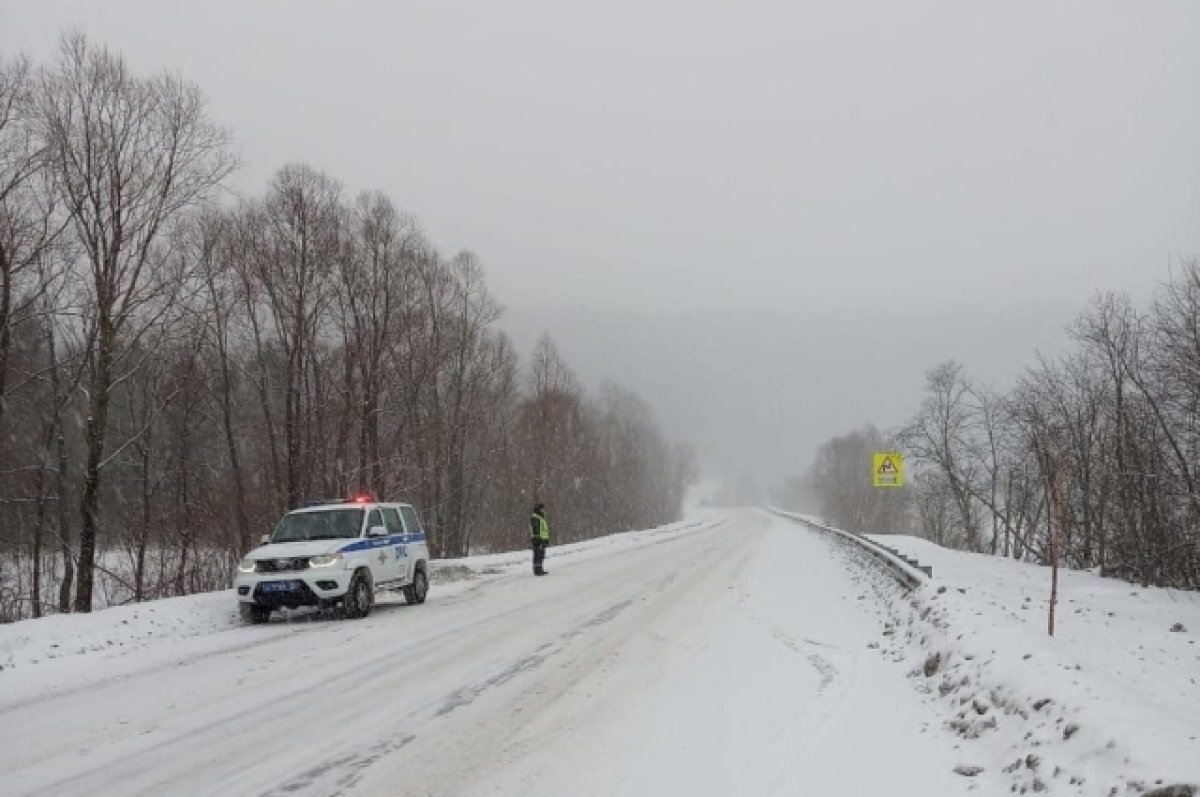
[1048,453,1063,637]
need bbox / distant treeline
[0,36,694,621]
[785,262,1200,590]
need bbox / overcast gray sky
[5,1,1199,487]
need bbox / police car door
[399,505,424,550]
[382,506,409,583]
[365,507,395,583]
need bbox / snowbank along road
[4,510,1044,796]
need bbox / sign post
[1048,454,1063,637]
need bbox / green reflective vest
[531,513,550,542]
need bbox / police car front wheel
[240,604,271,624]
[342,569,374,619]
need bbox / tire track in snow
[265,734,417,796]
[437,643,557,718]
[769,628,838,692]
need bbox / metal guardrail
[767,508,932,590]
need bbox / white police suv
[235,497,430,623]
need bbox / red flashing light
[351,494,372,504]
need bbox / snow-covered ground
[853,531,1200,795]
[456,511,977,797]
[1,509,995,797]
[2,509,1194,796]
[0,515,716,677]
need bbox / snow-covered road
[2,511,987,797]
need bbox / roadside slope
[858,532,1200,793]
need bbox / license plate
[261,581,294,593]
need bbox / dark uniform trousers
[531,538,547,574]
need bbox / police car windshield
[271,509,364,543]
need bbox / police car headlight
[309,553,343,568]
[237,559,257,573]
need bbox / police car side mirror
[367,525,388,538]
[260,534,270,545]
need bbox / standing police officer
[530,502,550,576]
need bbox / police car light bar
[300,495,373,507]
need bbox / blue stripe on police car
[339,533,427,553]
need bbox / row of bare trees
[0,37,693,621]
[796,265,1200,590]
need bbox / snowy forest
[0,37,694,621]
[796,264,1200,591]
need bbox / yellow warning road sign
[873,452,905,488]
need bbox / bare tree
[188,209,252,552]
[0,54,66,428]
[901,362,982,547]
[246,164,341,509]
[37,34,235,610]
[334,191,422,497]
